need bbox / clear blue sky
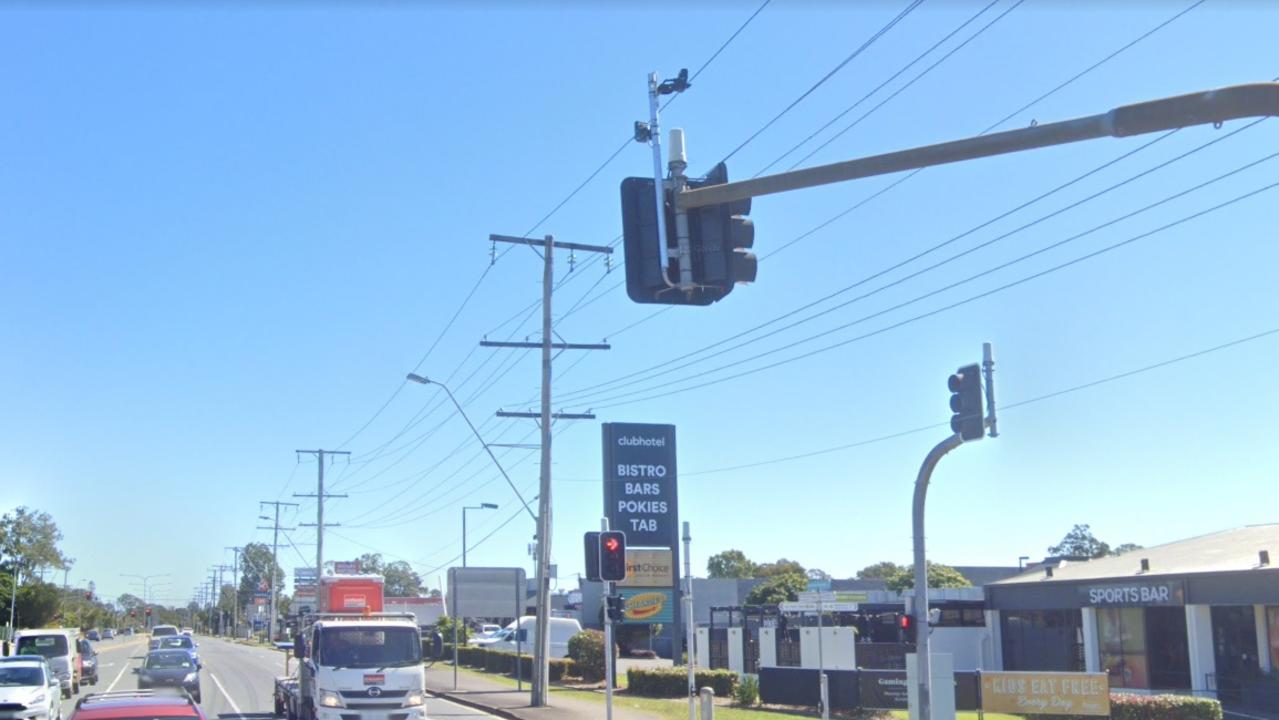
[3,0,1278,606]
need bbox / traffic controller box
[320,574,384,614]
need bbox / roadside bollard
[699,686,714,720]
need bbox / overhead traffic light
[583,532,602,582]
[84,591,92,600]
[599,531,627,582]
[605,594,625,623]
[620,162,757,305]
[145,607,152,617]
[948,363,985,441]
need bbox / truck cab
[275,575,425,720]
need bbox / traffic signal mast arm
[675,83,1279,211]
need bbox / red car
[70,691,206,720]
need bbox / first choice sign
[602,423,678,548]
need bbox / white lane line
[104,655,133,692]
[431,696,502,717]
[210,673,244,717]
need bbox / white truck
[273,576,426,720]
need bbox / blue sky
[3,0,1278,606]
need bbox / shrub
[1023,693,1221,720]
[435,616,469,645]
[568,630,609,682]
[732,675,759,707]
[626,667,737,698]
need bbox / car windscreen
[159,637,191,648]
[151,627,178,637]
[16,636,68,658]
[145,652,193,670]
[0,667,44,686]
[318,627,421,668]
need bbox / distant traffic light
[599,531,627,582]
[605,594,625,623]
[583,532,602,582]
[145,607,152,616]
[620,162,757,306]
[84,592,92,601]
[129,610,137,618]
[948,363,985,441]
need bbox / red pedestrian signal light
[899,614,911,630]
[599,531,627,582]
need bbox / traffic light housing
[948,363,985,441]
[599,531,627,582]
[145,607,152,617]
[583,532,602,582]
[620,162,756,305]
[605,594,625,623]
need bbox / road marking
[210,673,244,717]
[104,655,133,692]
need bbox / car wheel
[62,687,71,700]
[192,691,202,703]
[72,681,79,694]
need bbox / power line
[719,0,927,165]
[681,326,1279,477]
[553,119,1262,406]
[589,172,1279,409]
[755,0,1006,176]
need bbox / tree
[707,550,757,579]
[745,572,807,606]
[0,507,70,583]
[382,561,424,597]
[805,568,832,581]
[117,593,145,613]
[14,581,60,628]
[356,553,384,574]
[885,563,972,592]
[1112,543,1143,555]
[1048,524,1112,558]
[756,559,805,578]
[857,561,904,581]
[237,542,284,607]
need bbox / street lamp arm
[407,374,538,522]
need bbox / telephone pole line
[294,449,351,583]
[484,233,611,707]
[259,500,298,642]
[225,547,242,638]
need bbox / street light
[406,373,535,520]
[462,504,499,568]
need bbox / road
[61,635,496,720]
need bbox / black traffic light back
[599,531,627,581]
[619,162,757,305]
[948,363,985,441]
[583,531,602,582]
[605,594,625,622]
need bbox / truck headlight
[319,690,343,708]
[404,691,424,707]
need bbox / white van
[14,628,81,698]
[483,616,581,659]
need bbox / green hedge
[440,644,572,681]
[568,630,609,682]
[626,667,738,698]
[1024,693,1221,720]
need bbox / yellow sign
[619,549,673,587]
[980,671,1110,716]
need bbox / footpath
[424,665,658,720]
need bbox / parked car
[155,636,200,668]
[179,629,193,637]
[101,630,115,640]
[13,629,81,698]
[69,690,205,720]
[0,658,62,720]
[134,651,201,703]
[85,631,100,642]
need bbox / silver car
[0,660,62,720]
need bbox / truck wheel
[72,681,79,695]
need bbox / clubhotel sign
[980,671,1110,716]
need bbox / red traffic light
[599,531,627,582]
[145,607,152,616]
[899,614,912,630]
[84,592,92,600]
[129,610,137,617]
[604,537,620,553]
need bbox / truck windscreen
[319,627,421,668]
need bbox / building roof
[993,524,1279,585]
[951,566,1022,586]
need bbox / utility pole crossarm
[480,340,611,350]
[490,234,614,254]
[676,82,1279,210]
